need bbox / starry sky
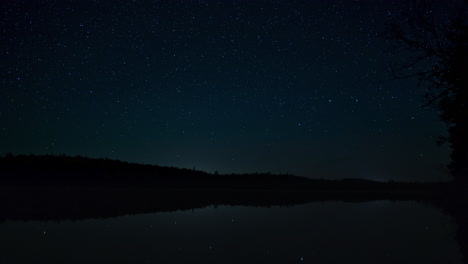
[1,0,462,181]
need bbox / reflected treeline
[0,184,451,222]
[430,198,468,264]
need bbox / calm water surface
[0,201,462,263]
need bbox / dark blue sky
[1,0,461,181]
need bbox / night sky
[1,0,462,181]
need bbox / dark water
[0,201,462,264]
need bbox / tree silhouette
[385,1,467,182]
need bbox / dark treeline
[0,153,447,192]
[0,153,312,189]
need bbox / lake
[0,201,463,263]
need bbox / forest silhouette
[0,153,447,190]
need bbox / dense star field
[0,0,462,181]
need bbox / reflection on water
[0,201,462,264]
